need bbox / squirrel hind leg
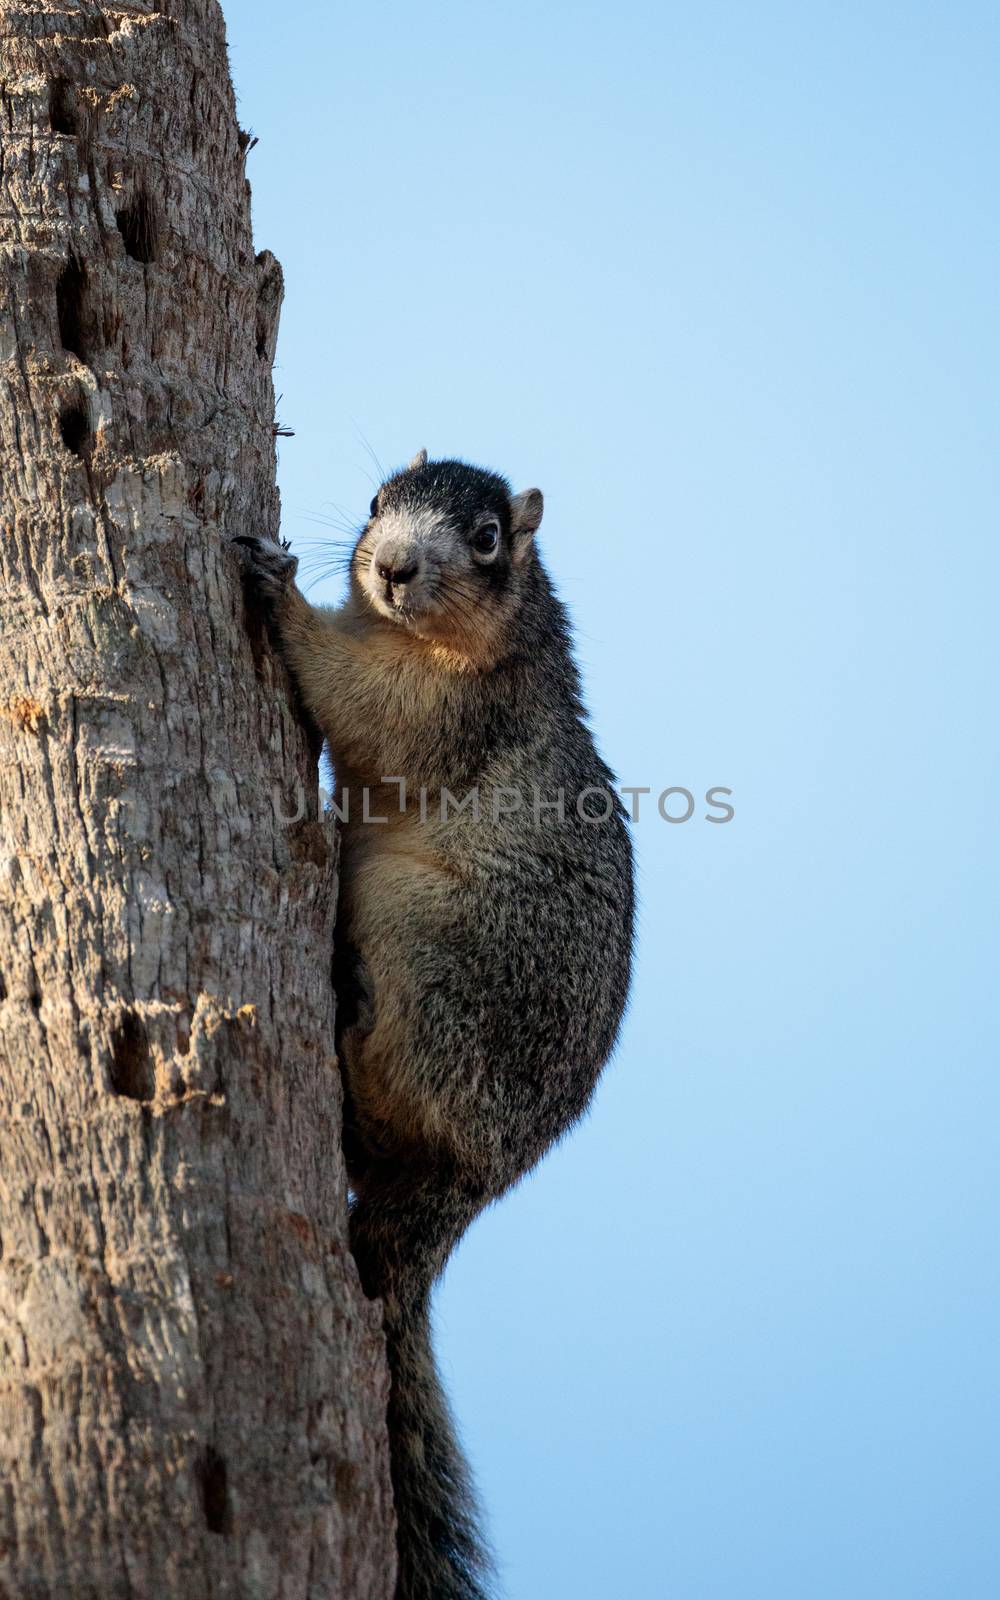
[348,1163,484,1305]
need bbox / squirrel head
[352,453,544,663]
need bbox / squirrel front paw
[233,534,298,599]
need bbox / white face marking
[374,503,447,549]
[363,505,454,625]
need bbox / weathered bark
[0,2,395,1595]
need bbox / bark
[0,2,395,1596]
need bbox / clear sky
[228,4,999,1595]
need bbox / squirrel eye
[369,496,379,517]
[472,523,499,555]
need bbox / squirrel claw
[234,534,298,597]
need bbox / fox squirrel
[237,452,634,1600]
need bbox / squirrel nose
[377,557,419,586]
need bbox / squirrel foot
[233,534,297,599]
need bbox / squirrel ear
[510,488,543,563]
[408,448,428,470]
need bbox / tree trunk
[0,2,395,1595]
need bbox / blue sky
[229,4,999,1595]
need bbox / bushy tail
[350,1168,494,1600]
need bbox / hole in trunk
[56,256,89,361]
[49,76,78,134]
[176,1013,191,1056]
[335,1460,358,1508]
[116,189,160,263]
[197,1448,231,1535]
[59,395,90,458]
[109,1012,155,1101]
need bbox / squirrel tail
[350,1167,494,1600]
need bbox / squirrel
[236,453,635,1600]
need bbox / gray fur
[238,456,635,1600]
